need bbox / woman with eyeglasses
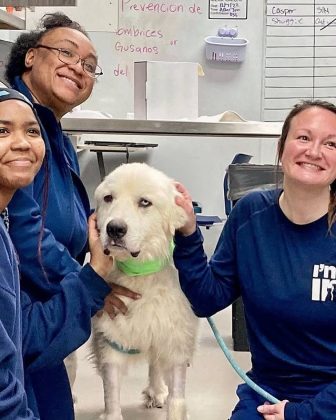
[5,12,139,420]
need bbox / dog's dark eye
[139,198,152,208]
[104,195,113,203]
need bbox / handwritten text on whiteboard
[121,0,202,14]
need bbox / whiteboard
[3,1,283,228]
[263,0,336,122]
[25,0,118,31]
[20,0,263,120]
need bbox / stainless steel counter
[63,118,282,180]
[61,118,282,138]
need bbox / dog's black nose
[106,220,128,239]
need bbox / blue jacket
[0,218,110,419]
[0,219,36,419]
[174,189,336,420]
[8,78,105,419]
[9,77,90,300]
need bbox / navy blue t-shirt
[174,189,336,419]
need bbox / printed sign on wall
[209,0,247,19]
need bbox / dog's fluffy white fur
[92,163,199,420]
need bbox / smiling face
[0,100,45,206]
[22,27,97,119]
[280,106,336,191]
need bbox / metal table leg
[96,151,106,181]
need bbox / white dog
[92,163,199,420]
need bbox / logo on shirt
[312,264,336,301]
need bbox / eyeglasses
[35,44,103,79]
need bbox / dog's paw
[142,386,168,408]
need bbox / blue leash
[207,317,280,404]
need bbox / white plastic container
[205,36,248,63]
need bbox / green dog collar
[116,241,174,277]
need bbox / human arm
[21,264,111,372]
[0,232,38,419]
[8,184,81,291]
[258,382,336,420]
[173,183,240,317]
[0,319,38,419]
[22,214,113,372]
[9,183,140,310]
[257,401,288,420]
[88,212,141,317]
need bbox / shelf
[61,118,283,138]
[77,142,158,153]
[0,9,25,30]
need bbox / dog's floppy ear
[94,180,107,210]
[167,183,189,235]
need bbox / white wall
[23,0,266,120]
[8,1,280,250]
